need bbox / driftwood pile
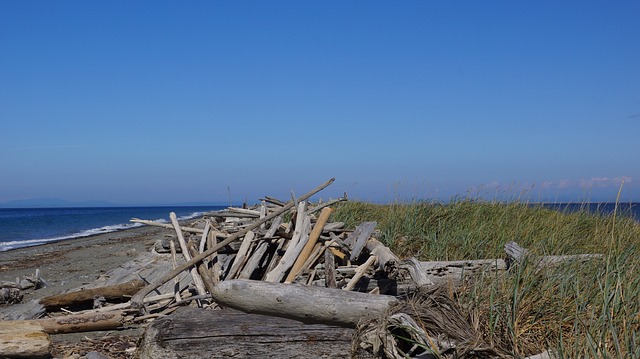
[0,178,601,359]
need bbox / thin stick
[169,240,182,302]
[170,212,207,297]
[343,255,377,291]
[130,178,335,310]
[198,220,211,253]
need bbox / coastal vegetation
[333,200,640,358]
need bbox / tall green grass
[332,200,640,358]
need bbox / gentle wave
[0,209,213,252]
[0,222,144,252]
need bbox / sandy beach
[0,224,171,358]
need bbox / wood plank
[138,307,354,359]
[345,221,377,261]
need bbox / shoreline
[0,223,179,358]
[0,224,168,300]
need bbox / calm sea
[0,206,225,252]
[538,202,640,221]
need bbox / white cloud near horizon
[540,176,633,190]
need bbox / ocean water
[538,202,640,221]
[0,206,225,252]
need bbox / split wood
[130,177,335,311]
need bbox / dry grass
[333,200,640,358]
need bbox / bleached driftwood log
[0,321,50,359]
[209,279,396,328]
[505,241,602,269]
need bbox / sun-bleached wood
[285,207,333,283]
[209,279,396,328]
[170,212,207,297]
[130,178,336,310]
[226,231,255,279]
[343,255,377,291]
[346,221,377,261]
[264,201,309,282]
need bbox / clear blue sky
[1,1,639,205]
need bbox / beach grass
[332,200,640,358]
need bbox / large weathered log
[0,321,50,359]
[138,308,354,359]
[39,279,145,310]
[209,279,396,327]
[130,178,336,310]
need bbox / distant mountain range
[0,198,228,208]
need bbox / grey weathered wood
[226,231,255,279]
[237,240,269,280]
[366,237,399,276]
[346,221,377,261]
[418,258,507,284]
[324,249,337,288]
[505,241,602,270]
[0,300,46,320]
[225,207,261,217]
[131,177,336,309]
[138,307,355,359]
[170,212,207,297]
[39,279,145,310]
[262,195,286,206]
[264,216,283,238]
[209,279,396,327]
[264,202,310,282]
